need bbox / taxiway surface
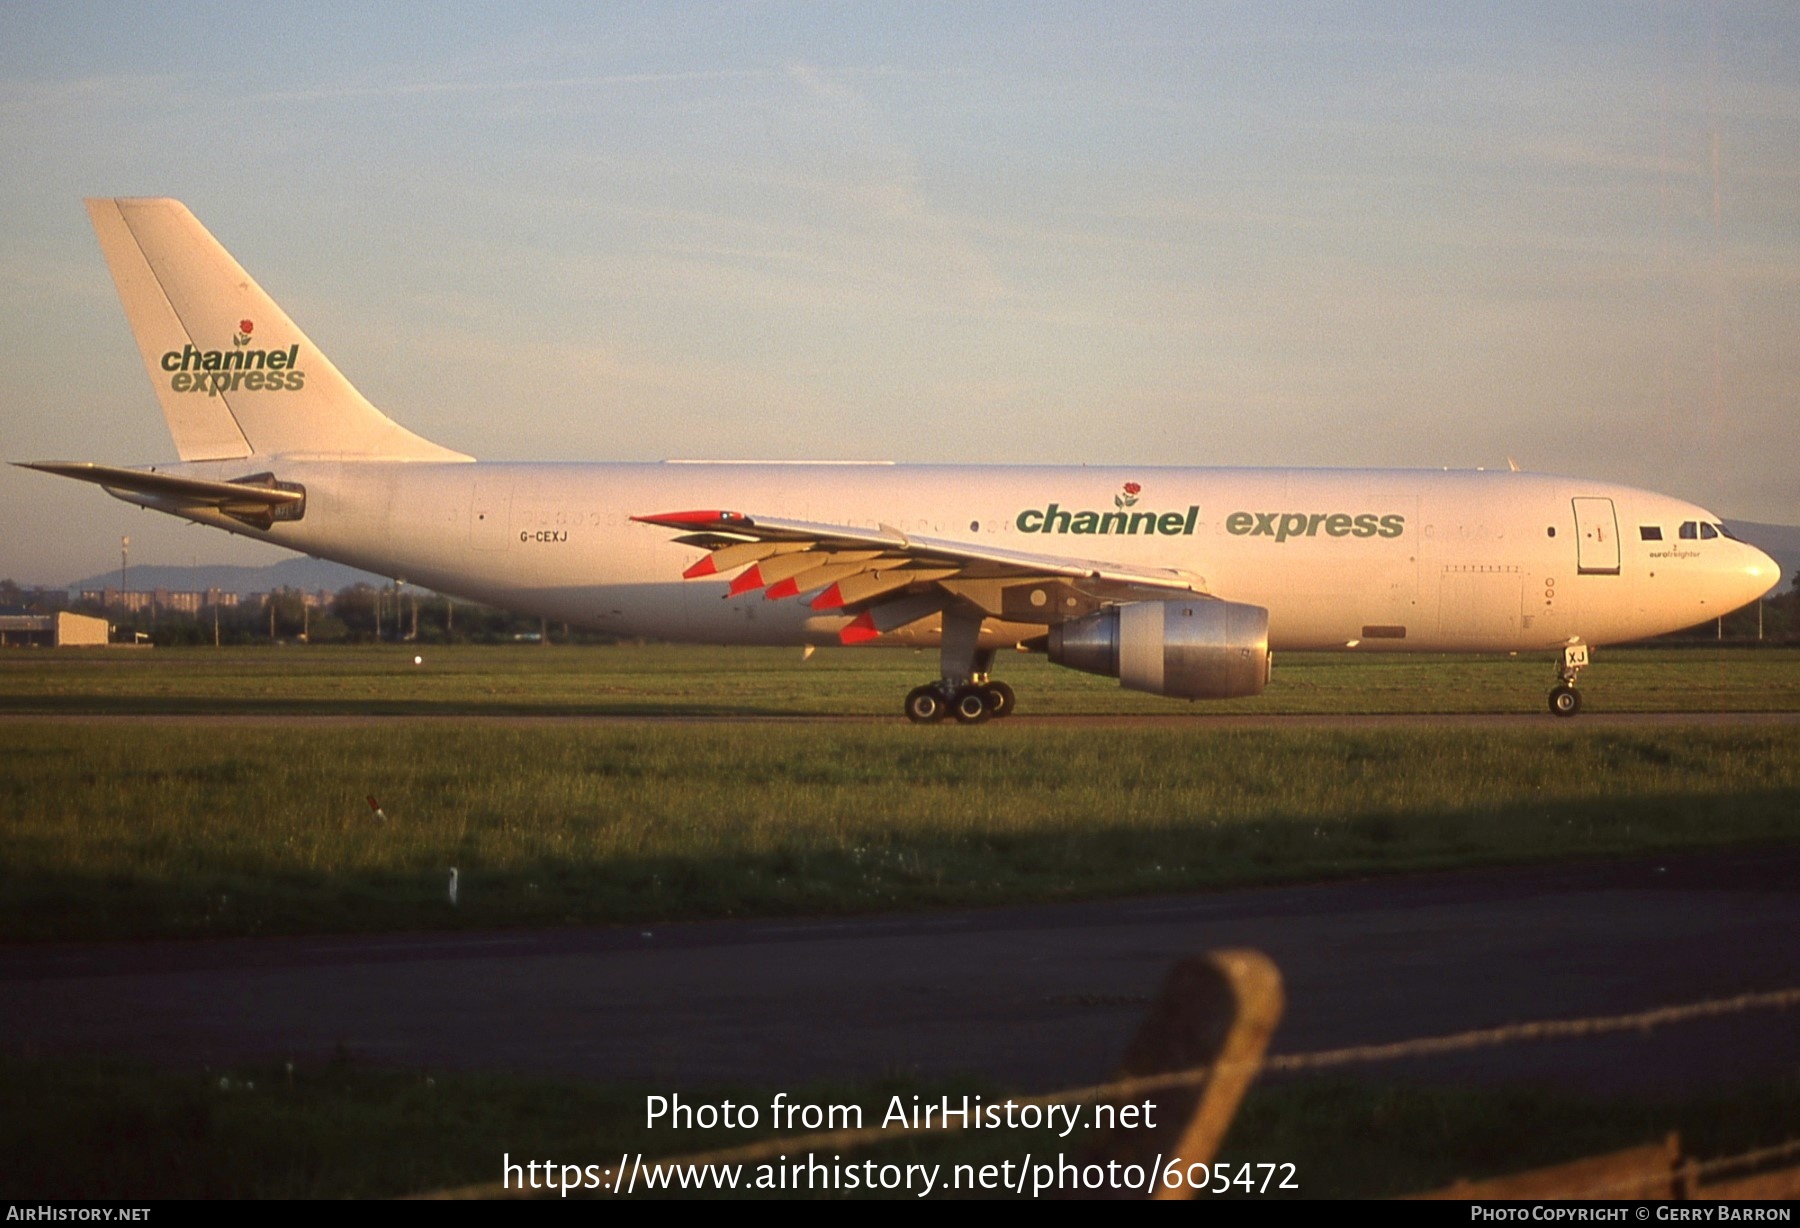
[3,848,1796,1097]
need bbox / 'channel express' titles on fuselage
[159,344,307,395]
[1014,503,1406,541]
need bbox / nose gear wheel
[1548,644,1589,718]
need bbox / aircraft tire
[1548,685,1581,717]
[983,680,1016,718]
[951,687,992,725]
[905,685,948,724]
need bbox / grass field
[1,645,1798,940]
[8,720,1800,940]
[1,642,1798,716]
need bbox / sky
[2,2,1796,586]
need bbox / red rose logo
[1115,481,1142,510]
[1124,482,1141,495]
[239,319,254,335]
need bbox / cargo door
[1436,565,1523,647]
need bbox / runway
[3,847,1797,1098]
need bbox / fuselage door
[1572,497,1620,575]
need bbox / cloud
[0,74,189,120]
[254,68,770,105]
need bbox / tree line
[0,580,609,647]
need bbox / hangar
[0,610,111,647]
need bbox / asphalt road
[3,848,1796,1098]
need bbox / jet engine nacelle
[1047,599,1270,699]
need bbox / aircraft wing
[632,508,1209,644]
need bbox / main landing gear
[901,608,1017,724]
[1548,643,1589,717]
[904,677,1016,725]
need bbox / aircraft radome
[20,199,1781,721]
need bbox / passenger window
[1700,522,1718,540]
[1639,526,1663,541]
[1679,522,1698,539]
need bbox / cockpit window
[1700,522,1718,540]
[1639,526,1663,541]
[1717,523,1739,541]
[1679,521,1698,539]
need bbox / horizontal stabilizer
[18,461,305,528]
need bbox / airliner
[20,199,1780,721]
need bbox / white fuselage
[144,459,1776,653]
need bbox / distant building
[241,589,335,610]
[0,610,111,647]
[79,588,242,614]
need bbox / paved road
[3,849,1796,1097]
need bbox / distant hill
[1730,521,1800,590]
[67,556,391,597]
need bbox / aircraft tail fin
[85,198,470,463]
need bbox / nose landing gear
[1548,644,1589,717]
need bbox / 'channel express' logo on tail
[160,320,306,397]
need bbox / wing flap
[811,567,959,610]
[683,539,812,579]
[840,593,947,644]
[764,556,887,601]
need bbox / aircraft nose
[1733,541,1783,607]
